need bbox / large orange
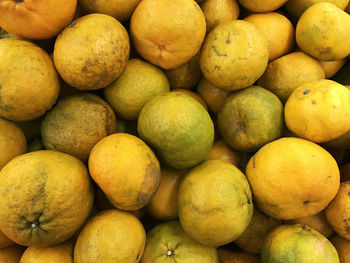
[0,0,77,39]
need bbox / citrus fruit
[79,0,141,21]
[172,89,208,110]
[0,231,14,250]
[234,208,281,254]
[284,211,334,238]
[325,181,350,240]
[74,209,146,263]
[319,58,347,78]
[0,118,26,170]
[147,167,186,220]
[286,0,350,17]
[103,58,170,121]
[0,245,24,263]
[331,235,350,263]
[130,0,206,69]
[178,159,253,247]
[89,133,161,211]
[205,139,241,166]
[53,13,130,90]
[165,53,202,90]
[246,137,340,220]
[0,0,77,39]
[218,86,284,152]
[238,0,287,12]
[296,2,350,61]
[41,93,117,162]
[200,20,269,91]
[137,92,214,169]
[0,150,94,247]
[243,12,294,61]
[261,224,340,263]
[218,249,260,263]
[258,51,325,102]
[0,38,59,121]
[200,0,240,33]
[19,240,74,263]
[284,79,350,143]
[141,220,219,263]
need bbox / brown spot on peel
[137,163,161,206]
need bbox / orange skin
[0,0,77,39]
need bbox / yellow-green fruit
[261,224,340,263]
[296,2,350,61]
[286,0,349,17]
[238,0,287,12]
[200,20,269,91]
[137,92,214,169]
[257,51,325,102]
[53,13,130,90]
[74,210,146,263]
[284,79,350,143]
[0,38,59,121]
[41,93,117,162]
[178,159,253,247]
[0,150,94,247]
[104,59,170,121]
[141,220,219,262]
[218,86,284,152]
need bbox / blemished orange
[0,0,77,39]
[130,0,206,69]
[243,12,294,61]
[246,137,340,220]
[88,133,161,211]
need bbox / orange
[319,58,347,78]
[79,0,141,21]
[0,150,94,246]
[41,93,117,162]
[0,118,26,170]
[0,245,24,263]
[218,86,284,152]
[284,211,334,238]
[0,0,77,39]
[325,181,350,240]
[0,231,14,249]
[19,240,74,263]
[238,0,287,12]
[331,235,350,263]
[258,51,325,102]
[147,167,186,220]
[246,137,340,220]
[178,159,253,247]
[53,13,130,90]
[130,0,206,69]
[74,210,146,263]
[0,38,59,121]
[200,0,240,33]
[141,220,218,262]
[234,208,281,254]
[205,139,241,167]
[243,12,294,61]
[218,249,260,263]
[172,89,208,110]
[284,79,350,143]
[296,2,350,61]
[89,133,161,211]
[200,20,269,91]
[286,0,350,17]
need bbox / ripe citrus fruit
[331,235,350,262]
[89,133,161,211]
[200,20,269,91]
[0,0,77,39]
[218,86,284,152]
[178,159,253,247]
[0,150,94,246]
[172,89,208,110]
[0,245,24,263]
[41,93,117,162]
[319,58,346,78]
[205,139,241,166]
[238,0,287,12]
[286,0,350,17]
[137,92,214,169]
[0,38,59,121]
[141,220,219,263]
[0,118,26,170]
[243,12,294,61]
[246,137,340,220]
[74,210,146,263]
[130,0,206,69]
[0,231,14,249]
[53,13,130,90]
[284,79,350,143]
[258,51,325,102]
[103,58,170,121]
[261,224,340,262]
